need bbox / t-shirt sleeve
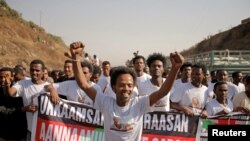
[52,81,72,96]
[97,78,108,92]
[170,85,183,103]
[12,81,23,97]
[139,95,152,114]
[205,102,214,116]
[93,87,108,112]
[232,92,241,108]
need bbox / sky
[6,0,250,66]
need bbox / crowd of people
[0,41,250,141]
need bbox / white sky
[6,0,250,66]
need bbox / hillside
[181,18,250,56]
[0,0,69,70]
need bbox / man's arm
[3,74,17,96]
[44,84,60,105]
[69,41,97,102]
[234,106,250,114]
[149,52,184,106]
[170,102,194,116]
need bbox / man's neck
[32,79,44,85]
[66,74,74,79]
[136,71,144,77]
[218,99,227,105]
[233,81,239,86]
[191,81,202,88]
[150,77,163,87]
[181,77,191,83]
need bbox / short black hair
[146,53,167,69]
[0,67,13,73]
[30,59,45,70]
[216,69,227,74]
[232,71,242,78]
[192,63,207,74]
[64,59,73,64]
[210,70,216,75]
[110,66,136,87]
[180,62,192,72]
[81,61,93,73]
[102,61,111,66]
[132,55,146,64]
[93,65,101,75]
[213,81,227,91]
[13,65,25,74]
[51,70,60,75]
[14,64,26,71]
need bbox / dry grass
[181,21,250,56]
[0,16,69,71]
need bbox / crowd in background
[1,44,250,141]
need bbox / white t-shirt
[13,79,49,132]
[170,78,185,94]
[136,72,151,87]
[93,57,100,66]
[83,56,90,62]
[94,91,151,141]
[204,82,216,103]
[53,80,101,106]
[233,82,245,94]
[138,78,170,111]
[205,82,238,103]
[97,75,110,93]
[205,99,233,116]
[170,82,207,110]
[233,91,250,111]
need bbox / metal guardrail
[179,50,250,74]
[184,50,250,66]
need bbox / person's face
[149,60,164,77]
[134,58,145,72]
[182,66,192,79]
[43,69,49,79]
[30,64,44,81]
[14,73,25,81]
[82,67,92,82]
[64,63,73,77]
[90,73,101,83]
[0,71,12,85]
[214,84,228,101]
[102,64,111,76]
[245,82,250,92]
[191,67,204,86]
[205,71,211,81]
[52,72,60,81]
[112,74,134,106]
[217,71,228,82]
[234,73,243,83]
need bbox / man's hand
[70,41,85,57]
[200,110,208,119]
[3,73,12,86]
[183,106,195,116]
[169,52,184,69]
[50,91,60,105]
[44,84,60,105]
[23,104,38,113]
[235,107,250,114]
[64,41,85,59]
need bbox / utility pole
[39,11,42,27]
